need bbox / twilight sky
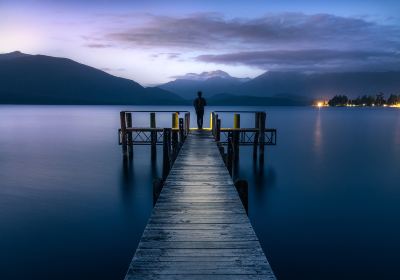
[1,0,399,85]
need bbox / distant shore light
[314,101,328,108]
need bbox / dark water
[0,105,399,280]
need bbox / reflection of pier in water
[118,111,277,279]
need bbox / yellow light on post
[233,113,240,129]
[172,112,179,129]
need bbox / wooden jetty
[122,123,277,278]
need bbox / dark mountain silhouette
[241,71,400,99]
[2,51,398,106]
[159,70,250,98]
[171,70,250,82]
[0,51,185,105]
[0,51,30,60]
[159,70,400,102]
[207,93,310,106]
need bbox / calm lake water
[1,105,399,280]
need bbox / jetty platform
[124,129,276,279]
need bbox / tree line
[328,93,400,107]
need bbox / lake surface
[0,105,399,280]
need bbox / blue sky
[1,0,399,85]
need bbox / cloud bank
[196,49,400,72]
[90,12,400,72]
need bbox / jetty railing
[211,111,277,178]
[118,110,276,192]
[118,110,190,145]
[118,111,190,180]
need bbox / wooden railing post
[150,112,156,159]
[214,113,219,137]
[259,112,266,163]
[233,113,240,129]
[227,131,233,177]
[216,118,221,142]
[172,112,179,129]
[188,113,190,132]
[171,112,179,160]
[179,118,184,146]
[217,142,225,158]
[253,112,260,160]
[162,128,172,179]
[185,112,191,135]
[233,113,240,170]
[171,113,179,160]
[126,112,133,156]
[210,112,214,133]
[120,111,128,157]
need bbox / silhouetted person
[193,91,207,129]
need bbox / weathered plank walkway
[125,130,276,280]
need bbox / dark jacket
[193,97,206,113]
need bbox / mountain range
[0,51,184,105]
[1,51,399,105]
[159,70,400,101]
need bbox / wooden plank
[134,248,265,256]
[126,275,275,280]
[124,130,276,279]
[145,223,253,230]
[137,241,266,249]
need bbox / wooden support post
[233,113,240,174]
[211,113,218,138]
[210,112,214,133]
[172,130,178,160]
[172,112,179,129]
[126,112,133,157]
[150,112,156,128]
[216,118,221,142]
[150,112,156,159]
[259,112,266,163]
[253,112,260,160]
[120,111,128,157]
[217,142,225,162]
[152,178,164,207]
[171,112,179,161]
[233,113,240,129]
[235,179,248,215]
[179,118,184,146]
[185,112,190,135]
[186,113,190,134]
[163,128,172,179]
[227,132,233,176]
[232,133,239,179]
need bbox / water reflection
[2,106,399,280]
[150,151,158,179]
[251,152,277,200]
[120,152,134,207]
[314,109,323,159]
[395,111,400,151]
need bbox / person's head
[197,91,202,97]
